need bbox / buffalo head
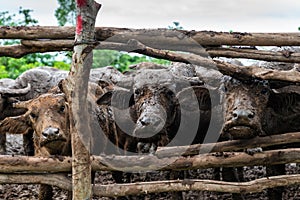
[221,76,270,140]
[0,93,69,156]
[97,66,210,153]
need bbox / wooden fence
[0,26,300,198]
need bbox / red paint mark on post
[76,15,83,35]
[76,0,87,7]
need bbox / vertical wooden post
[62,0,101,199]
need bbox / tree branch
[92,174,300,197]
[156,132,300,158]
[2,39,299,84]
[1,148,300,173]
[0,174,72,191]
[0,173,299,197]
[0,42,72,58]
[208,47,300,63]
[1,26,300,46]
[3,39,300,64]
[215,60,300,83]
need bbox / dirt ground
[1,134,299,200]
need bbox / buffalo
[94,63,215,200]
[0,66,123,155]
[220,74,300,200]
[0,65,125,199]
[220,76,270,140]
[0,78,31,153]
[97,62,212,154]
[0,67,68,155]
[0,91,72,199]
[0,81,107,200]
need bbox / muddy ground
[1,134,299,200]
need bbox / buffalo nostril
[140,119,149,126]
[42,132,48,137]
[248,113,255,119]
[232,109,255,120]
[42,127,60,138]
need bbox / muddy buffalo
[0,66,124,155]
[0,67,68,155]
[220,74,300,200]
[220,76,270,140]
[0,81,106,200]
[97,63,212,154]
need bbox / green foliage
[92,50,170,72]
[168,21,184,30]
[92,50,120,68]
[18,7,38,26]
[0,11,16,26]
[53,61,70,71]
[0,8,70,78]
[55,0,76,26]
[0,65,9,78]
[0,57,41,79]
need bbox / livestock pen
[0,25,300,200]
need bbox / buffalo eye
[135,89,142,96]
[59,105,65,113]
[30,112,37,119]
[166,90,174,96]
[222,86,228,93]
[260,88,269,95]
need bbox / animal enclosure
[0,25,300,200]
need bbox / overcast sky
[2,0,300,32]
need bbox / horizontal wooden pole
[1,26,300,46]
[1,39,300,84]
[92,174,300,197]
[1,174,299,197]
[208,47,300,63]
[0,174,71,191]
[0,148,300,173]
[2,39,300,64]
[156,132,300,158]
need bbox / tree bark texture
[1,26,300,47]
[60,0,101,199]
[0,174,72,191]
[0,148,300,173]
[0,174,299,197]
[1,28,300,63]
[156,132,300,158]
[92,174,300,197]
[18,39,300,63]
[1,39,299,84]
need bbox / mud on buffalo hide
[97,64,213,154]
[263,89,300,135]
[0,66,125,153]
[220,75,300,140]
[0,92,70,156]
[0,82,106,156]
[220,76,270,140]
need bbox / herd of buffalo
[0,58,299,199]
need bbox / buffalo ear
[177,86,211,111]
[97,89,134,109]
[0,114,32,135]
[97,91,113,106]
